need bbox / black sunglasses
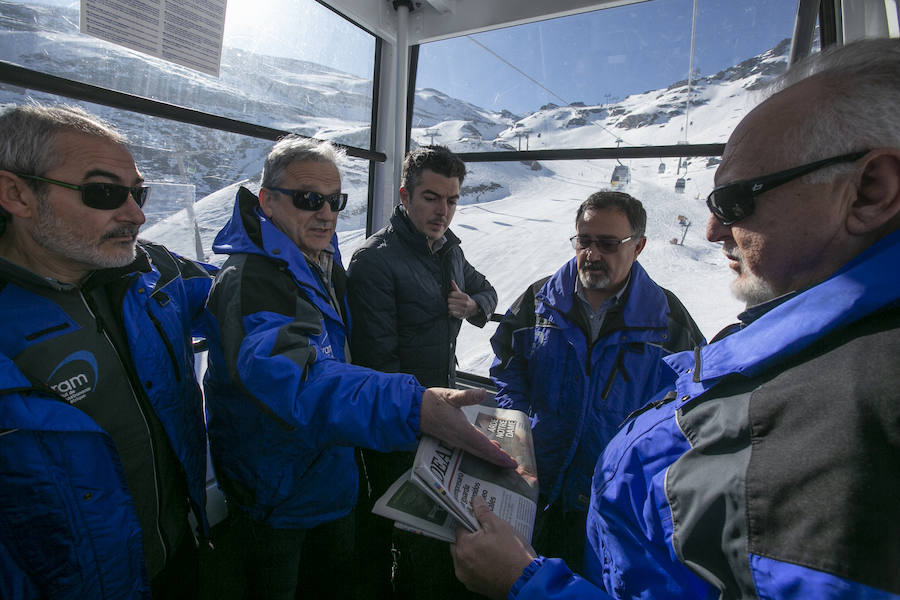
[266,187,348,212]
[706,150,869,226]
[570,234,633,254]
[14,173,149,210]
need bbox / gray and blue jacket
[203,187,425,530]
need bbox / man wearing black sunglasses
[0,104,214,599]
[484,191,702,574]
[202,136,516,600]
[452,38,900,600]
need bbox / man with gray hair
[451,37,900,600]
[488,190,702,573]
[202,135,516,599]
[0,103,214,599]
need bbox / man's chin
[579,272,610,290]
[731,275,777,307]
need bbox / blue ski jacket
[509,231,900,600]
[0,243,213,599]
[203,187,425,530]
[490,258,703,513]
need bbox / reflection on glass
[413,0,795,150]
[0,0,375,146]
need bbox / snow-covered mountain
[1,2,791,370]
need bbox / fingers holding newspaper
[420,387,518,468]
[450,495,536,599]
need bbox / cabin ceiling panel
[321,0,650,46]
[409,0,651,44]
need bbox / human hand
[448,280,477,320]
[420,387,517,469]
[450,495,536,599]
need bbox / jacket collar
[212,186,343,322]
[667,230,900,406]
[0,244,151,292]
[389,204,461,255]
[537,257,669,330]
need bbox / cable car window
[394,157,744,378]
[413,0,796,151]
[0,0,376,146]
[0,85,370,262]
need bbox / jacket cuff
[509,556,547,599]
[407,383,425,435]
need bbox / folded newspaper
[372,405,538,543]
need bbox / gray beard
[579,268,610,290]
[32,195,138,271]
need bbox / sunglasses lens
[707,185,752,225]
[131,186,150,208]
[81,183,126,210]
[596,240,621,253]
[292,191,347,212]
[293,191,325,211]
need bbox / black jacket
[347,206,497,387]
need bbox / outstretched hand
[448,280,477,320]
[450,495,536,599]
[420,387,517,469]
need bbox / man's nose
[119,192,146,225]
[317,202,336,220]
[706,213,730,242]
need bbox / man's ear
[846,149,900,235]
[0,171,36,219]
[257,187,275,219]
[398,186,409,209]
[632,235,647,259]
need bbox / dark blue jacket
[203,187,425,530]
[510,231,900,599]
[490,258,703,512]
[0,243,213,599]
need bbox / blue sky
[417,0,798,114]
[31,0,796,116]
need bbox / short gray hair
[261,135,344,189]
[0,103,126,234]
[771,38,900,179]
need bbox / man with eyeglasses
[347,144,497,600]
[0,103,214,599]
[487,191,703,573]
[202,136,515,600]
[451,38,900,600]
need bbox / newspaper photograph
[410,405,538,542]
[371,470,458,543]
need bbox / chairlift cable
[464,35,636,147]
[683,0,698,145]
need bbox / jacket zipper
[600,346,629,400]
[147,308,182,382]
[78,290,168,568]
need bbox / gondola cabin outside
[610,164,631,189]
[674,177,686,193]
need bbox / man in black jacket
[348,145,497,599]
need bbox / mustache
[580,260,608,271]
[101,225,140,240]
[722,243,742,263]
